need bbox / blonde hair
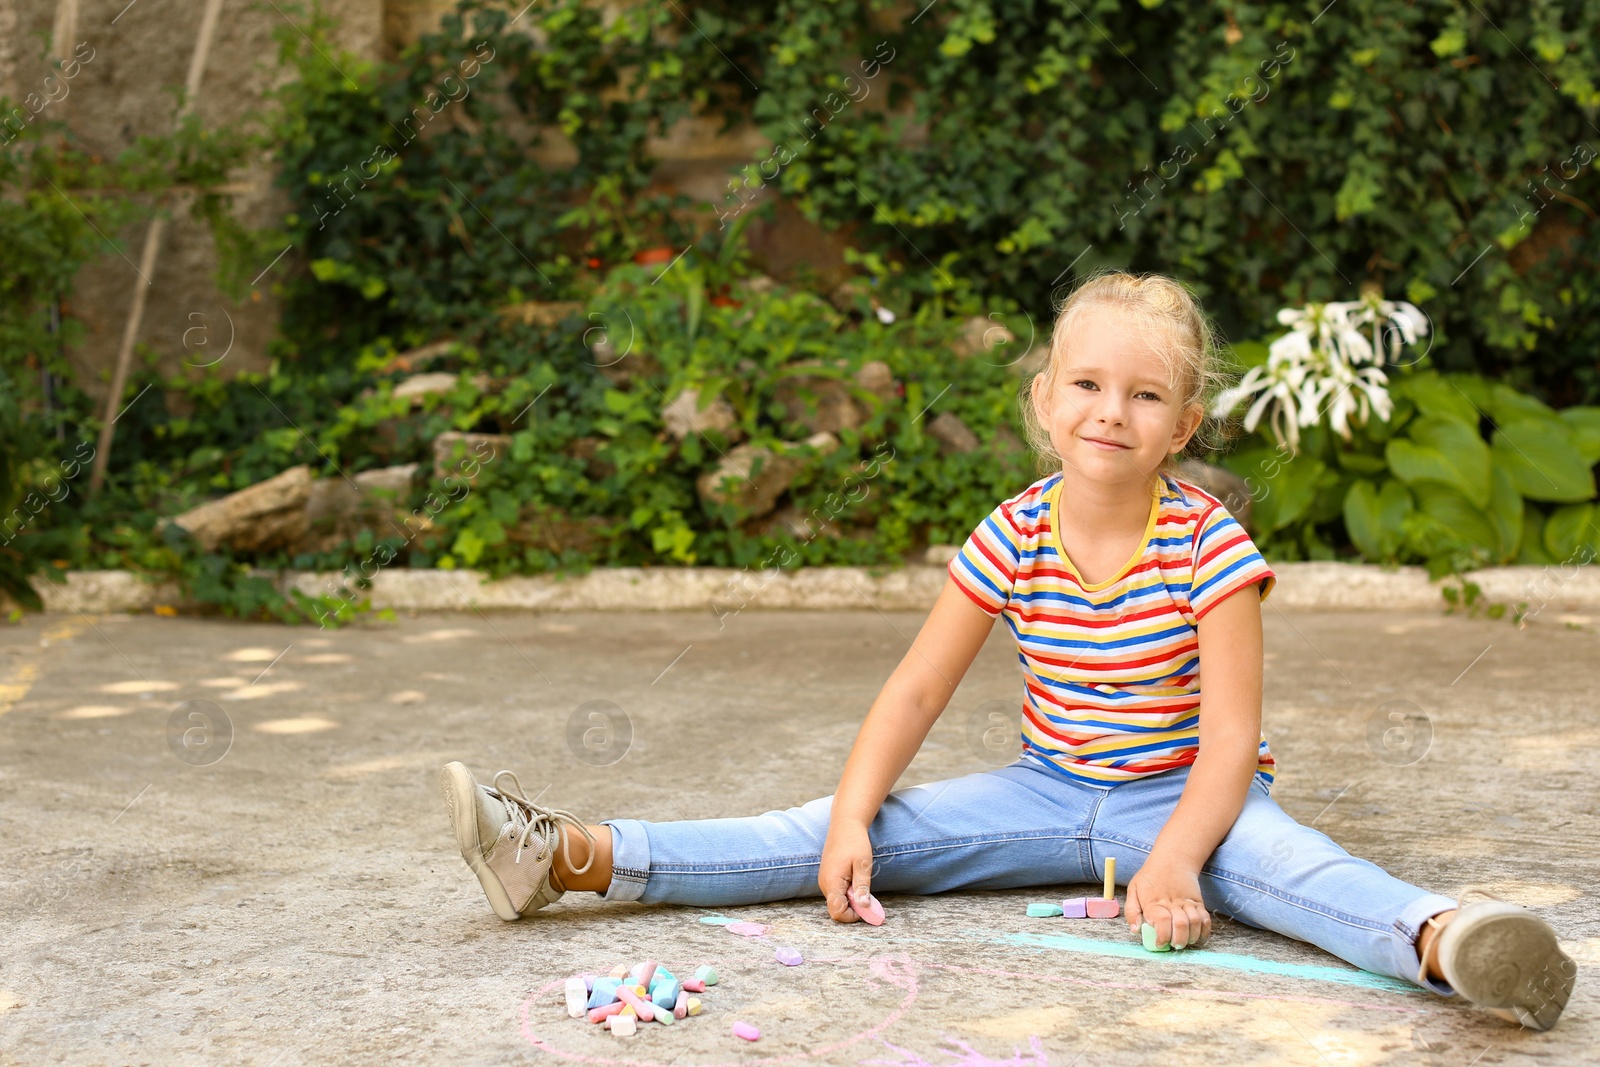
[1019,270,1228,476]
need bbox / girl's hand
[1126,858,1211,949]
[819,819,875,922]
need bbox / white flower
[1213,294,1425,450]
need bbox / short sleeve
[1189,503,1276,621]
[947,501,1024,617]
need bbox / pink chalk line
[518,953,920,1066]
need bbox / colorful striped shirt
[948,470,1277,786]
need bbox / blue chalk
[586,977,620,1010]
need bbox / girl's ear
[1031,372,1053,424]
[1170,402,1205,454]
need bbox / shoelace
[490,769,596,876]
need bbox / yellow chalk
[1104,857,1116,899]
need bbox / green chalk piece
[1027,902,1065,918]
[1141,922,1172,952]
[699,915,735,925]
[694,964,719,986]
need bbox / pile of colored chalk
[564,960,720,1038]
[1026,857,1122,920]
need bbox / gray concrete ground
[1,605,1597,1066]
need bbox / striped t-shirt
[948,470,1277,786]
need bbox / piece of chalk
[649,966,677,988]
[1103,857,1117,899]
[1061,897,1088,918]
[610,1013,637,1036]
[699,914,736,924]
[586,977,621,1010]
[1027,902,1064,918]
[674,989,688,1019]
[693,965,719,986]
[608,963,629,979]
[726,922,767,936]
[732,1021,760,1041]
[588,1001,625,1025]
[651,979,680,1010]
[614,983,655,1022]
[1141,922,1173,952]
[630,960,658,987]
[582,973,597,992]
[848,890,886,926]
[686,996,703,1016]
[565,976,589,1018]
[653,1005,675,1026]
[775,946,803,966]
[1086,897,1121,919]
[682,977,707,993]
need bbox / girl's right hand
[819,819,875,922]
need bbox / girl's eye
[1137,391,1162,401]
[1073,380,1097,391]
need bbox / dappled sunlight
[98,680,180,694]
[222,681,305,701]
[56,705,131,720]
[224,647,283,662]
[252,717,337,735]
[400,628,479,643]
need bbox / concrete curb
[22,561,1600,617]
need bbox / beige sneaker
[439,762,596,920]
[1423,889,1576,1031]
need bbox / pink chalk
[673,989,688,1019]
[775,946,803,966]
[1086,897,1121,918]
[587,1001,625,1025]
[732,1021,761,1041]
[726,922,767,936]
[614,983,655,1022]
[1061,897,1088,918]
[681,977,706,993]
[848,890,885,926]
[629,960,658,987]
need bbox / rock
[1175,457,1255,534]
[928,411,980,455]
[392,372,489,403]
[854,361,897,406]
[498,300,584,328]
[750,504,844,542]
[525,507,613,557]
[662,388,742,442]
[565,436,615,481]
[171,465,313,553]
[378,337,457,374]
[295,464,419,554]
[696,432,839,517]
[774,365,866,435]
[593,345,663,385]
[433,433,512,482]
[954,315,1016,358]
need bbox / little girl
[438,271,1574,1031]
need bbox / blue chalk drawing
[698,914,736,925]
[1003,931,1418,994]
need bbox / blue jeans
[599,754,1458,993]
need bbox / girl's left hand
[1125,858,1211,949]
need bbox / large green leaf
[1413,484,1499,557]
[1392,371,1478,426]
[1385,417,1492,507]
[1491,417,1596,502]
[1543,503,1597,561]
[1248,454,1328,537]
[1558,407,1600,464]
[1343,478,1413,561]
[1486,462,1524,563]
[1517,508,1555,565]
[1486,382,1557,424]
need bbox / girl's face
[1031,308,1204,487]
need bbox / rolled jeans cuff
[597,818,649,903]
[1396,892,1460,995]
